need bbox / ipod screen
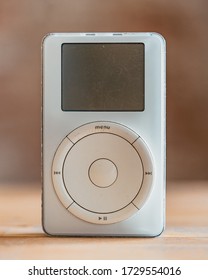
[61,43,144,111]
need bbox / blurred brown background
[0,0,208,183]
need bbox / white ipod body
[42,32,166,237]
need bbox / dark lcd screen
[61,43,144,111]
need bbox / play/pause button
[98,216,108,221]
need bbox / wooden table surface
[0,181,208,260]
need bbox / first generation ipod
[42,32,166,236]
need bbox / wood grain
[0,182,208,259]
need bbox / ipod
[42,32,166,236]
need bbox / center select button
[89,158,118,188]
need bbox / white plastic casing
[42,32,166,236]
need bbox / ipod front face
[42,33,166,236]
